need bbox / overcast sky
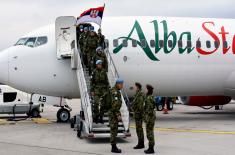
[0,0,234,51]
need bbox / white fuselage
[1,16,235,98]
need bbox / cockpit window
[15,38,28,46]
[35,36,48,47]
[15,36,48,48]
[25,37,37,47]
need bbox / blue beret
[116,78,124,84]
[96,46,103,52]
[79,25,83,29]
[84,27,88,31]
[96,60,103,65]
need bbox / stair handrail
[104,43,130,105]
[75,46,93,132]
[104,40,130,132]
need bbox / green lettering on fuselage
[113,20,194,61]
[113,20,159,61]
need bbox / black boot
[111,144,122,153]
[99,116,104,124]
[134,141,145,149]
[144,145,154,154]
[93,117,99,124]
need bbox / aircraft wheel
[157,104,164,111]
[57,108,71,123]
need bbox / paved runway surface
[0,100,235,155]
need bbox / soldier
[84,26,99,74]
[79,27,89,65]
[90,60,109,124]
[144,85,156,154]
[93,46,108,72]
[109,78,124,153]
[132,82,145,149]
[97,28,105,48]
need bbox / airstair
[55,16,130,138]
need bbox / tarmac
[0,99,235,155]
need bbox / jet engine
[179,96,232,106]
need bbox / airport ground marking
[0,119,7,125]
[130,125,235,135]
[32,118,52,124]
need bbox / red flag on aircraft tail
[76,6,105,26]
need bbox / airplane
[0,16,235,125]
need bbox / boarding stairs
[71,44,130,138]
[55,16,130,138]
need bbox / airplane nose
[0,49,9,84]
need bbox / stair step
[92,126,124,132]
[88,133,128,138]
[104,122,123,126]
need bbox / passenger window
[3,92,17,103]
[223,41,228,48]
[123,40,128,47]
[35,36,48,47]
[113,39,119,47]
[159,40,164,48]
[15,38,28,46]
[150,40,155,48]
[141,40,147,48]
[214,41,219,48]
[206,41,211,48]
[25,37,37,47]
[187,41,192,48]
[178,40,183,48]
[168,40,173,48]
[196,40,201,48]
[132,40,137,47]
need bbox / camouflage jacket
[90,68,109,92]
[97,33,105,46]
[109,86,122,117]
[93,53,108,71]
[144,95,156,120]
[132,90,145,114]
[84,33,98,50]
[79,32,88,46]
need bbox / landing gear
[57,108,71,123]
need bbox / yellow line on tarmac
[130,125,235,135]
[32,118,52,124]
[0,119,7,125]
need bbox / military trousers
[109,114,119,145]
[145,118,155,146]
[93,87,107,119]
[134,113,144,142]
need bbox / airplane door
[55,16,77,59]
[0,86,2,104]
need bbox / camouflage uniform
[90,68,109,120]
[97,32,105,48]
[79,32,89,65]
[93,52,108,72]
[109,86,122,145]
[132,90,145,143]
[144,95,156,147]
[84,32,98,72]
[79,31,88,53]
